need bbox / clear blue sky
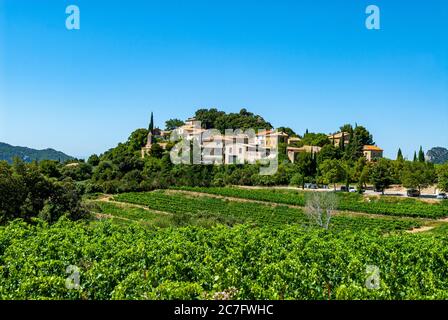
[0,0,447,159]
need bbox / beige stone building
[287,137,301,145]
[363,145,383,161]
[328,132,350,147]
[287,145,322,163]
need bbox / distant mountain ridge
[0,142,74,163]
[426,147,448,165]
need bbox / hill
[426,147,448,164]
[0,142,74,163]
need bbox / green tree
[296,153,316,184]
[391,158,405,184]
[369,158,394,194]
[277,126,297,137]
[165,118,185,130]
[195,108,225,129]
[148,112,154,133]
[319,159,344,190]
[339,132,345,151]
[0,160,87,224]
[39,180,88,223]
[150,143,165,159]
[341,159,355,189]
[437,163,448,192]
[418,146,425,163]
[317,144,341,164]
[127,129,149,152]
[352,126,374,146]
[290,173,305,189]
[300,133,331,147]
[87,154,100,166]
[60,162,93,181]
[401,162,436,192]
[353,157,368,189]
[39,160,61,178]
[344,125,373,161]
[339,124,354,136]
[344,134,363,160]
[396,148,404,161]
[0,161,26,223]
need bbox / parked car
[309,183,318,189]
[436,193,448,200]
[407,189,421,197]
[340,186,348,192]
[349,187,357,193]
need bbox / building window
[239,148,242,154]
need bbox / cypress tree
[413,151,417,162]
[339,132,345,151]
[148,112,154,134]
[418,146,425,163]
[397,148,404,161]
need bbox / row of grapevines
[113,191,421,232]
[173,187,448,218]
[0,219,447,300]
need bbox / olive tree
[305,191,338,230]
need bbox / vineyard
[1,219,448,300]
[112,191,423,233]
[173,186,448,219]
[2,188,447,300]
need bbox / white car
[436,193,447,200]
[349,187,357,193]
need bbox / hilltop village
[141,112,383,165]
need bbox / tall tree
[148,112,154,133]
[396,148,404,161]
[339,124,354,136]
[344,134,363,161]
[343,125,373,161]
[413,151,417,162]
[418,146,425,163]
[341,159,355,189]
[352,126,374,146]
[294,153,316,188]
[339,132,345,151]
